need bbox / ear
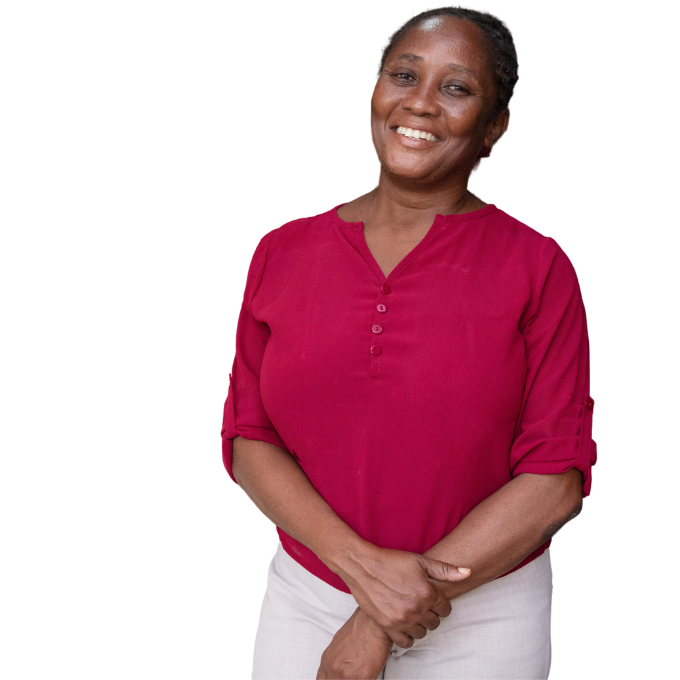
[468,109,510,179]
[483,108,510,154]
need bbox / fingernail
[458,567,470,574]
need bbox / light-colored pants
[253,544,552,680]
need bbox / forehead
[388,17,492,80]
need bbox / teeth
[396,126,440,142]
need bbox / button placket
[369,284,390,379]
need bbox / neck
[351,167,485,234]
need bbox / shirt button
[585,397,594,411]
[372,325,383,334]
[370,345,382,356]
[377,304,387,313]
[381,284,391,295]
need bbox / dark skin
[317,17,583,680]
[317,608,394,680]
[338,15,509,278]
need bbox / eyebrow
[393,54,479,81]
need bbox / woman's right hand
[317,608,392,680]
[333,545,470,648]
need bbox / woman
[221,7,596,679]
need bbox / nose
[402,80,441,117]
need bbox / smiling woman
[221,6,595,680]
[356,11,510,220]
[338,10,517,278]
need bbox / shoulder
[488,204,547,243]
[478,208,584,314]
[500,210,584,307]
[250,207,341,268]
[487,207,553,249]
[265,207,337,248]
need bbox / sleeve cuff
[511,436,596,497]
[221,425,289,484]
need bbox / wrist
[430,567,478,601]
[319,532,380,584]
[353,607,390,641]
[431,579,457,600]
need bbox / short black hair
[379,7,519,118]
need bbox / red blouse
[221,204,596,593]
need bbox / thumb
[420,556,471,582]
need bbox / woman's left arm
[424,467,582,598]
[317,470,583,678]
[430,237,595,592]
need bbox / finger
[421,556,471,581]
[405,624,428,640]
[431,594,452,619]
[422,611,441,631]
[392,632,414,649]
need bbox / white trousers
[252,544,553,680]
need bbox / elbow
[565,468,585,518]
[542,501,581,544]
[565,495,583,522]
[542,469,584,541]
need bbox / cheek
[371,77,407,114]
[369,97,380,126]
[444,108,491,149]
[370,90,398,145]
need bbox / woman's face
[371,17,506,184]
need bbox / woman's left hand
[317,608,392,680]
[333,546,470,648]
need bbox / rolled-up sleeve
[221,231,288,483]
[510,238,597,496]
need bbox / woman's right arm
[232,435,367,570]
[227,233,468,648]
[231,435,470,648]
[227,231,361,565]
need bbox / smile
[395,126,442,142]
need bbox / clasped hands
[316,546,471,679]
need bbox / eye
[385,70,416,84]
[445,84,470,96]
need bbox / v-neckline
[362,227,431,280]
[331,203,498,285]
[356,215,443,283]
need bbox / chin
[383,162,440,183]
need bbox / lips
[394,126,442,142]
